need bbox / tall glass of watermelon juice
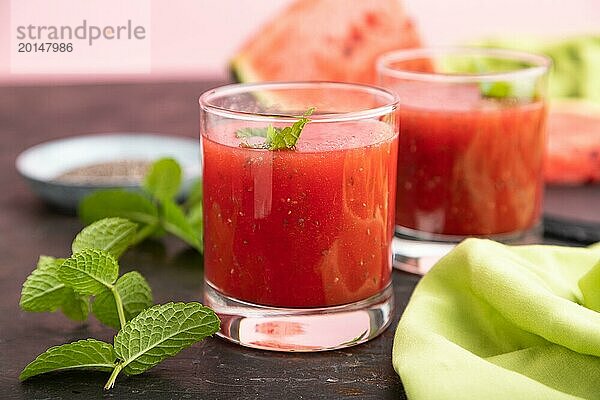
[199,82,399,351]
[377,48,551,274]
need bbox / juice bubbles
[395,84,546,236]
[202,120,397,308]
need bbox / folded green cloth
[393,239,600,400]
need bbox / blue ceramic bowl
[16,133,201,211]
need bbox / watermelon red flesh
[232,0,423,85]
[545,101,600,184]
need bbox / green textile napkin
[393,239,600,400]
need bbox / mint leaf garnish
[235,127,269,139]
[480,81,515,99]
[269,107,314,150]
[19,339,116,381]
[235,107,315,150]
[59,249,119,296]
[480,80,538,100]
[72,217,137,259]
[110,303,219,379]
[60,289,90,321]
[92,271,153,329]
[142,158,182,202]
[20,256,68,312]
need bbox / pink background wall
[1,0,599,85]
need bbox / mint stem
[131,223,157,246]
[104,363,123,390]
[111,286,127,329]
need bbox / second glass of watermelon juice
[199,82,399,351]
[377,48,551,274]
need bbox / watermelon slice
[545,100,600,185]
[231,0,422,85]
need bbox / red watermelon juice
[395,84,547,236]
[202,120,398,308]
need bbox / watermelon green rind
[230,55,295,112]
[230,55,259,84]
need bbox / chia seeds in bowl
[54,160,153,185]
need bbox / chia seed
[54,159,152,185]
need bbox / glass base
[393,224,543,275]
[203,283,394,352]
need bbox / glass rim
[376,46,552,83]
[199,81,399,123]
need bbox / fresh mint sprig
[72,217,137,258]
[19,217,143,324]
[19,256,68,314]
[20,302,219,390]
[19,217,220,389]
[236,107,315,150]
[79,158,203,252]
[106,302,218,388]
[19,339,116,381]
[143,158,183,202]
[92,271,152,329]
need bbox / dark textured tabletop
[0,81,596,400]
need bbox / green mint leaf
[92,289,120,329]
[268,107,314,150]
[480,81,512,98]
[113,302,219,376]
[183,178,202,211]
[20,339,116,381]
[162,200,203,252]
[21,257,90,322]
[72,217,137,259]
[133,223,163,246]
[236,126,273,149]
[20,256,68,312]
[267,126,292,150]
[142,158,182,202]
[59,249,119,296]
[236,107,315,150]
[235,127,269,139]
[37,255,64,270]
[480,80,539,100]
[79,190,159,227]
[265,125,282,147]
[92,271,153,329]
[187,203,203,244]
[61,289,90,321]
